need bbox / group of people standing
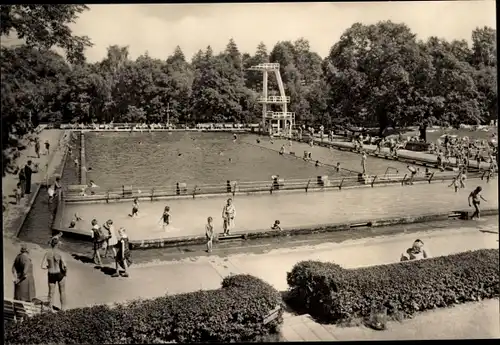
[90,219,132,277]
[11,235,67,311]
[204,198,236,253]
[15,160,34,204]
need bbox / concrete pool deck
[58,179,498,246]
[4,223,499,339]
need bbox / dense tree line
[1,5,497,172]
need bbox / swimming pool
[83,132,350,189]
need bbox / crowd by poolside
[59,121,257,131]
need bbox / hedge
[286,249,499,324]
[4,274,283,344]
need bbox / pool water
[251,137,431,176]
[84,132,344,189]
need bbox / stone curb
[124,208,498,249]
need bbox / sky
[3,1,497,62]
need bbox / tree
[326,21,428,134]
[471,26,496,67]
[166,46,194,124]
[0,5,92,63]
[423,37,483,128]
[225,38,242,74]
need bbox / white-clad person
[400,239,430,261]
[221,198,236,236]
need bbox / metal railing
[62,170,466,202]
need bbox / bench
[4,298,60,323]
[263,305,282,325]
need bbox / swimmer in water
[129,198,139,217]
[229,158,232,162]
[271,220,282,231]
[256,138,261,144]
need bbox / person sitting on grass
[271,220,282,231]
[400,239,429,261]
[112,228,131,278]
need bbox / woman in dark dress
[24,160,33,194]
[12,244,36,302]
[112,228,132,277]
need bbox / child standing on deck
[44,140,50,155]
[361,151,367,174]
[448,177,459,193]
[159,206,171,231]
[14,183,22,204]
[205,217,214,253]
[129,198,139,217]
[222,198,236,236]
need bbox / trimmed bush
[286,249,499,323]
[5,274,283,344]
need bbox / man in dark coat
[24,160,33,194]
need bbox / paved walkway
[283,299,499,340]
[2,129,66,236]
[61,180,498,241]
[3,221,498,339]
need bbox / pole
[166,103,170,128]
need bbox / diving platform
[265,111,296,120]
[248,63,280,71]
[257,96,291,103]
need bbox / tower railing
[256,95,291,103]
[247,63,280,71]
[249,62,294,137]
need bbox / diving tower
[248,63,295,137]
